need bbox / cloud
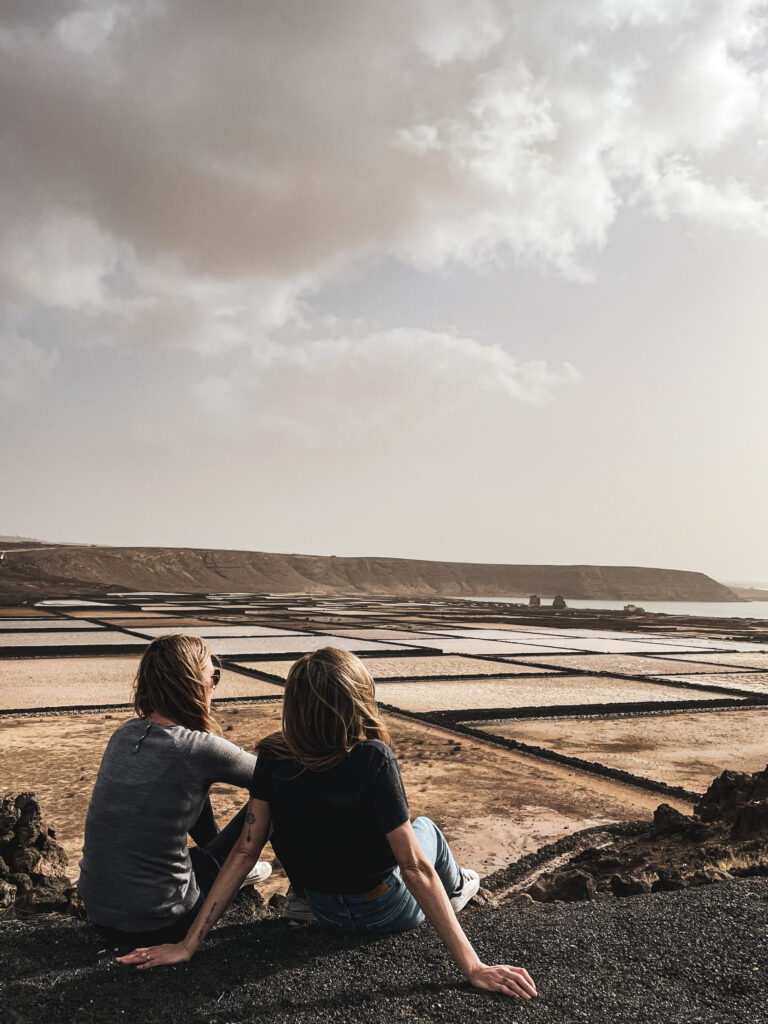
[0,334,59,404]
[1,0,767,359]
[191,327,581,449]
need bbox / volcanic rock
[652,803,689,832]
[268,892,287,913]
[0,792,73,915]
[501,765,768,906]
[651,869,686,893]
[732,799,768,839]
[610,874,651,897]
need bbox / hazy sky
[2,0,767,581]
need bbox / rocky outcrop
[490,765,768,905]
[0,793,77,915]
[0,543,739,602]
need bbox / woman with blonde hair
[118,646,536,1000]
[78,633,271,946]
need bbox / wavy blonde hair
[257,647,391,770]
[133,634,219,734]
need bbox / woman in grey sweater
[78,634,271,946]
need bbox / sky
[1,0,767,582]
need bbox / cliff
[0,543,738,604]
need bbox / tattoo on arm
[246,811,256,842]
[198,901,218,943]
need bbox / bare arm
[386,821,536,1000]
[117,797,270,970]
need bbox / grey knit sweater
[78,718,255,931]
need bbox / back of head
[258,647,391,770]
[133,633,217,734]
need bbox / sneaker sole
[241,863,272,888]
[281,908,317,922]
[450,872,480,913]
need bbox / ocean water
[466,597,768,621]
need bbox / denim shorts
[306,868,425,934]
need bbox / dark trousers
[95,799,248,948]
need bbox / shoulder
[101,718,149,752]
[172,728,255,764]
[354,739,398,768]
[254,748,299,777]
[112,718,143,736]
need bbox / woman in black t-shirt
[118,648,537,1001]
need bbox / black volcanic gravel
[2,880,768,1023]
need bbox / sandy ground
[0,659,284,710]
[0,631,148,648]
[0,619,103,631]
[102,618,233,629]
[665,651,768,669]
[313,628,449,641]
[198,635,411,657]
[135,626,305,638]
[387,637,578,655]
[508,653,754,675]
[0,704,687,901]
[54,609,123,619]
[374,674,729,712]
[660,672,768,694]
[475,707,768,792]
[243,655,555,681]
[0,608,58,618]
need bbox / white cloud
[1,0,767,359]
[0,335,59,403]
[191,327,581,448]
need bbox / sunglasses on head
[211,668,221,687]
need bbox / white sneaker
[241,861,272,888]
[281,886,316,922]
[449,868,480,913]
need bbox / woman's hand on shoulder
[116,942,193,970]
[467,962,537,999]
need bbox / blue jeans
[305,817,463,934]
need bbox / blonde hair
[257,647,391,770]
[133,634,219,734]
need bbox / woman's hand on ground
[115,942,192,970]
[468,963,537,999]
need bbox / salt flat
[243,655,556,681]
[0,619,103,630]
[133,625,307,638]
[0,658,283,709]
[474,707,768,792]
[0,630,147,649]
[375,674,730,712]
[505,652,754,675]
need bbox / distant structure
[528,595,540,607]
[624,604,645,613]
[552,595,567,609]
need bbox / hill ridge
[0,543,737,603]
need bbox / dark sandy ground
[2,879,767,1024]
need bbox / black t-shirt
[249,739,410,894]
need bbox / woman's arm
[117,797,270,970]
[386,821,536,1000]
